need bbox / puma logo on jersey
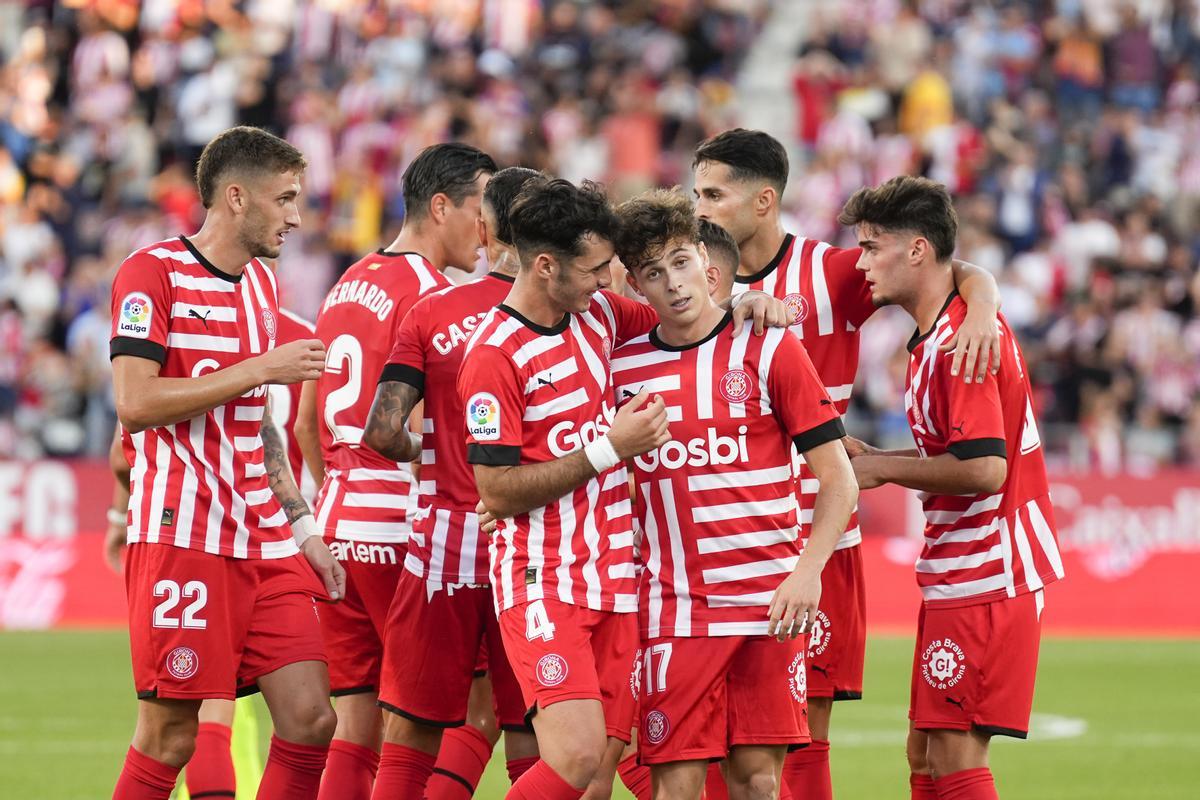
[622,388,640,400]
[188,308,211,328]
[537,375,559,392]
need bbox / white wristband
[106,508,126,526]
[584,434,621,473]
[291,514,320,546]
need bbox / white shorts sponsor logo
[634,426,749,471]
[644,709,669,744]
[118,292,153,338]
[921,637,967,689]
[467,393,501,441]
[165,646,199,680]
[807,610,832,657]
[788,651,807,704]
[719,369,754,403]
[536,653,569,687]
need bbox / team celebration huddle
[107,124,1063,800]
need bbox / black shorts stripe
[331,684,378,697]
[833,690,863,701]
[190,791,236,799]
[974,723,1028,740]
[377,700,465,728]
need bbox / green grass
[0,632,1196,798]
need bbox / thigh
[911,601,986,734]
[591,610,640,742]
[319,555,391,694]
[975,591,1043,738]
[378,572,488,725]
[237,555,327,694]
[806,545,866,701]
[638,637,740,766]
[125,543,247,700]
[499,599,603,715]
[726,636,810,748]
[486,608,535,732]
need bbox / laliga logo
[548,412,612,457]
[634,426,749,471]
[122,296,149,323]
[470,397,496,426]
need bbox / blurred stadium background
[0,0,1197,798]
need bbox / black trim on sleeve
[974,723,1028,740]
[379,363,425,393]
[792,417,847,454]
[179,236,242,282]
[947,438,1007,460]
[110,336,167,365]
[906,291,959,353]
[467,443,521,466]
[735,233,795,285]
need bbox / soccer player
[360,166,546,798]
[297,142,496,800]
[610,189,857,800]
[693,128,1002,800]
[836,176,1064,800]
[108,126,344,800]
[457,178,787,800]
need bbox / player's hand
[850,454,886,489]
[608,390,670,458]
[301,536,346,602]
[841,436,878,459]
[767,564,821,642]
[941,305,1000,383]
[476,500,498,536]
[103,520,126,573]
[258,339,327,385]
[731,291,789,336]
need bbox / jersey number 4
[524,600,556,642]
[152,579,208,629]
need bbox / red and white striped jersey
[313,250,449,548]
[906,294,1064,607]
[458,291,658,613]
[267,309,318,503]
[382,271,516,585]
[109,236,293,559]
[731,233,874,550]
[612,315,843,637]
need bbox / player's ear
[533,252,556,280]
[910,235,929,265]
[225,181,246,215]
[755,184,776,217]
[624,265,644,297]
[430,192,448,224]
[477,216,489,250]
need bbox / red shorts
[378,570,527,728]
[319,537,407,694]
[806,544,866,700]
[498,599,639,742]
[909,591,1045,738]
[637,635,809,764]
[125,543,327,700]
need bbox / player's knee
[555,733,605,787]
[740,770,780,800]
[154,722,199,767]
[286,702,338,745]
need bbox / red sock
[616,753,651,800]
[113,746,182,800]
[426,725,494,799]
[911,773,939,799]
[256,735,329,800]
[370,742,437,800]
[934,768,998,800]
[186,722,235,798]
[505,759,583,799]
[782,739,832,800]
[506,756,539,784]
[703,762,729,800]
[318,739,379,800]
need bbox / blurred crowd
[0,0,1197,473]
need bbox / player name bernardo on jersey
[320,275,397,321]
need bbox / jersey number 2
[153,579,208,629]
[324,334,365,446]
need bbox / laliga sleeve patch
[466,392,502,441]
[118,292,154,339]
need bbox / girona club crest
[536,653,569,687]
[644,710,670,744]
[783,293,809,325]
[719,369,754,403]
[261,308,277,341]
[166,647,199,680]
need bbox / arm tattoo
[261,404,311,524]
[364,381,423,462]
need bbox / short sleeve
[826,246,877,329]
[110,252,172,364]
[597,290,658,346]
[936,354,1006,460]
[458,345,526,467]
[380,299,428,394]
[768,332,845,452]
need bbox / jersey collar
[487,271,516,284]
[906,291,960,353]
[650,310,733,352]
[498,303,570,336]
[734,233,794,285]
[179,236,243,282]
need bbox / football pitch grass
[1,632,1196,799]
